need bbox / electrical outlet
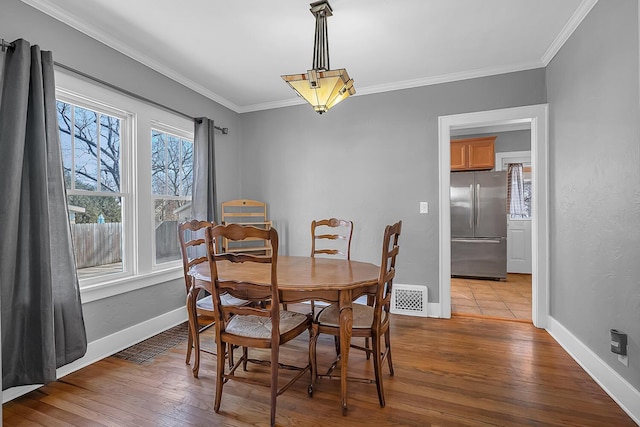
[419,202,428,214]
[618,354,629,367]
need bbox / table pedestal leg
[339,290,353,415]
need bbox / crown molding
[541,0,599,65]
[354,61,545,98]
[21,0,241,113]
[240,60,546,113]
[22,0,591,114]
[236,97,307,113]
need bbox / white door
[507,219,532,273]
[496,151,533,274]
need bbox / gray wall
[547,0,640,390]
[239,70,546,301]
[0,0,243,341]
[493,130,531,153]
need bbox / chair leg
[384,328,394,376]
[372,335,386,408]
[242,347,249,371]
[214,340,226,413]
[186,290,200,378]
[308,324,319,396]
[228,344,235,368]
[364,337,371,360]
[185,321,193,365]
[270,345,279,427]
[364,295,375,361]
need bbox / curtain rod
[1,38,14,52]
[0,38,228,135]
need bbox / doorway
[438,104,549,328]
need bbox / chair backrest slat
[311,218,354,260]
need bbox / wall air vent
[390,284,428,317]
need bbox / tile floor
[451,273,532,322]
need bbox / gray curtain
[192,117,217,222]
[0,39,87,390]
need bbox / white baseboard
[2,306,188,403]
[427,302,441,318]
[546,316,640,425]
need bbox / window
[497,151,532,220]
[151,127,194,264]
[55,72,193,299]
[507,163,532,219]
[57,100,127,280]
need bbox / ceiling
[23,0,595,114]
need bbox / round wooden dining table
[190,255,380,414]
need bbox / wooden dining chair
[200,223,312,427]
[311,218,354,260]
[309,220,401,408]
[178,219,248,378]
[305,218,354,314]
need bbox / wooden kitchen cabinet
[451,136,496,171]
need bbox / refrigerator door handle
[469,184,474,229]
[475,183,481,228]
[452,238,502,244]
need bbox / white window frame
[56,89,135,287]
[55,70,192,303]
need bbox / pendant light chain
[312,8,330,71]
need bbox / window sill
[80,266,183,303]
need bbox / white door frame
[438,104,549,328]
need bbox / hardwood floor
[452,274,532,321]
[3,311,635,426]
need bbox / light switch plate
[419,202,428,214]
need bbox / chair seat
[316,303,386,329]
[226,311,309,339]
[196,294,248,311]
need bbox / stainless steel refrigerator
[451,171,507,279]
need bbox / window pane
[57,101,73,188]
[181,138,193,196]
[167,135,181,196]
[154,199,188,263]
[151,129,192,265]
[151,131,166,195]
[522,180,532,218]
[68,194,123,279]
[99,114,121,192]
[74,106,98,190]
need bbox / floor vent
[390,284,428,317]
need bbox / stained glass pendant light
[281,0,355,114]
